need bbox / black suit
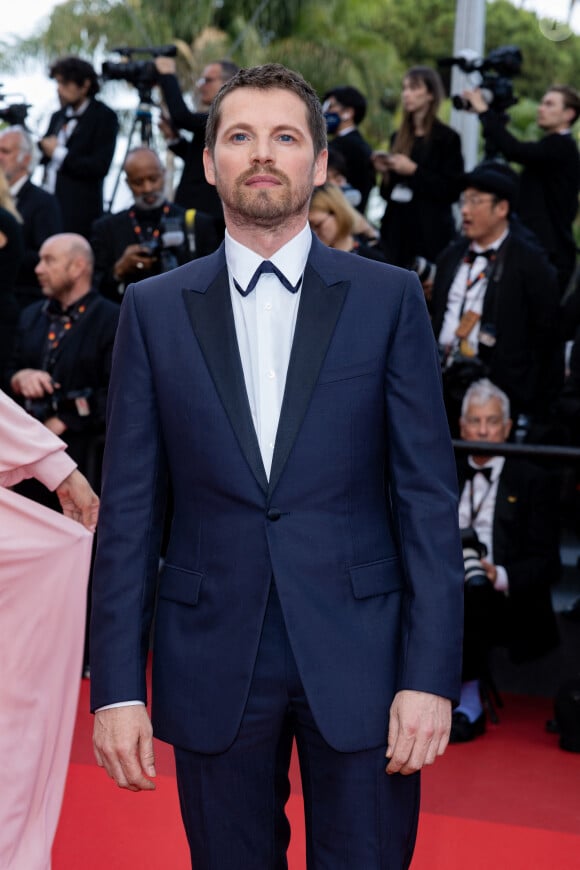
[13,178,63,309]
[329,128,375,213]
[6,291,119,477]
[431,232,562,425]
[457,457,560,675]
[479,110,579,293]
[157,74,224,221]
[41,99,119,239]
[90,202,220,303]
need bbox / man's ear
[203,148,216,187]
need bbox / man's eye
[278,134,295,143]
[232,133,249,142]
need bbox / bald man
[90,146,219,303]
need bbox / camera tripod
[106,84,158,212]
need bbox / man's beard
[133,190,166,211]
[215,167,313,226]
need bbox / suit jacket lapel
[268,260,349,497]
[182,263,269,494]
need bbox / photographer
[6,233,118,494]
[90,147,218,302]
[39,56,119,240]
[452,379,560,742]
[431,163,562,436]
[154,56,238,231]
[464,84,580,294]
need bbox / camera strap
[42,293,92,372]
[129,203,171,247]
[467,472,494,523]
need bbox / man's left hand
[386,690,451,775]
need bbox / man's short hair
[322,85,367,126]
[216,60,239,82]
[461,162,518,211]
[49,56,100,97]
[2,125,35,168]
[548,84,580,125]
[205,63,327,157]
[461,378,511,421]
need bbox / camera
[439,45,522,115]
[460,526,489,588]
[410,256,436,286]
[139,215,185,274]
[24,388,93,422]
[101,44,176,97]
[0,87,30,126]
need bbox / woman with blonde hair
[309,182,386,261]
[373,66,464,268]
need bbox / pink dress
[0,391,93,870]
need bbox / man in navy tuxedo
[90,63,464,869]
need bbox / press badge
[75,396,91,417]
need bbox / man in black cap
[322,85,376,212]
[430,163,562,434]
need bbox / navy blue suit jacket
[90,235,464,754]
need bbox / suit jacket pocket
[349,557,403,599]
[158,563,204,606]
[318,357,380,384]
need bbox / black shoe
[450,711,486,743]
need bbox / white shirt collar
[9,174,28,197]
[472,227,509,254]
[225,223,312,292]
[467,454,505,482]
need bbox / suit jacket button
[267,508,281,521]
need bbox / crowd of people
[1,48,579,870]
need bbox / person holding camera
[90,147,219,302]
[431,163,562,437]
[464,84,580,295]
[6,233,118,496]
[39,56,119,240]
[452,379,560,743]
[372,66,464,269]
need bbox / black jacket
[13,178,63,308]
[41,99,119,238]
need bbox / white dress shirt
[225,223,311,478]
[458,455,509,593]
[438,229,509,352]
[43,99,90,194]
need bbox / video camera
[101,44,177,99]
[439,45,522,115]
[0,87,30,126]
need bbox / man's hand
[39,135,58,158]
[10,368,57,399]
[113,244,157,281]
[154,56,176,76]
[386,690,451,775]
[463,88,489,115]
[55,468,99,532]
[93,706,156,791]
[45,416,67,436]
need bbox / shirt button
[267,369,276,379]
[264,302,272,311]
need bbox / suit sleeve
[384,271,465,702]
[479,110,563,167]
[61,104,119,181]
[158,74,208,133]
[89,285,168,709]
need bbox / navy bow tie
[234,260,302,297]
[465,465,492,482]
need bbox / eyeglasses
[459,193,497,208]
[196,76,222,86]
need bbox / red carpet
[52,684,580,869]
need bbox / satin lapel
[182,272,268,494]
[492,460,518,560]
[268,263,349,498]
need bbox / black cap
[461,162,518,208]
[554,679,580,753]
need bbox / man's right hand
[93,705,157,791]
[10,369,56,399]
[113,244,157,281]
[155,56,176,76]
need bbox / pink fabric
[0,391,93,869]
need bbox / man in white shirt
[453,378,560,742]
[90,63,464,869]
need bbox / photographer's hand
[462,88,489,114]
[154,56,176,76]
[10,369,57,399]
[45,416,67,437]
[113,244,157,281]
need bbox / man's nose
[250,137,274,163]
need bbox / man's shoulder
[89,98,119,122]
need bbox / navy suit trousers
[173,583,420,869]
